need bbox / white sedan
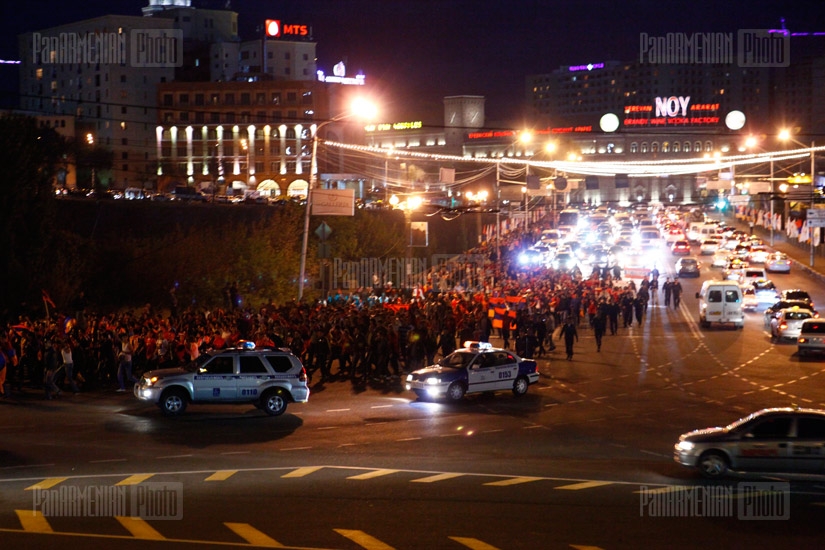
[711,249,731,268]
[699,238,721,255]
[765,252,792,273]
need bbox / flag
[42,289,56,308]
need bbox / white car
[748,245,770,264]
[765,252,792,273]
[699,238,721,255]
[742,287,759,311]
[711,249,731,268]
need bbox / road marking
[25,477,67,491]
[90,458,127,464]
[347,469,398,480]
[157,454,193,459]
[570,546,606,550]
[282,466,324,478]
[224,522,284,547]
[15,510,53,533]
[450,536,500,549]
[115,474,154,486]
[335,528,395,549]
[205,470,237,481]
[115,516,166,540]
[484,476,542,486]
[326,408,351,413]
[371,405,394,409]
[555,480,613,491]
[411,472,464,483]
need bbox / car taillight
[298,367,308,382]
[780,323,787,330]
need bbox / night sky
[1,0,822,124]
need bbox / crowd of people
[0,217,678,400]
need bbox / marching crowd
[0,221,681,400]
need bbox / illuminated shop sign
[551,126,593,133]
[623,96,720,127]
[316,62,365,85]
[466,126,593,140]
[364,121,423,132]
[265,19,309,38]
[568,62,604,72]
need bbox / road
[2,243,825,549]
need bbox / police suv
[134,342,310,416]
[405,341,540,402]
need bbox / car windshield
[183,353,214,372]
[437,351,475,368]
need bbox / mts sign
[655,96,690,117]
[265,20,309,38]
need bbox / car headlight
[406,374,413,382]
[676,441,695,452]
[144,376,159,387]
[425,377,441,385]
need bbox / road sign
[807,208,825,228]
[315,222,332,240]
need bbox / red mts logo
[265,20,308,38]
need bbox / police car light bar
[463,341,493,350]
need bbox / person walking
[672,278,684,308]
[592,302,607,352]
[662,277,673,307]
[559,316,579,361]
[116,335,137,392]
[60,340,80,393]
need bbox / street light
[297,99,377,300]
[779,129,816,266]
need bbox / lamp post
[779,130,817,267]
[745,136,775,246]
[298,100,377,300]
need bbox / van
[696,280,744,329]
[687,222,718,243]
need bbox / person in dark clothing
[672,278,684,308]
[607,298,620,335]
[559,318,579,360]
[633,294,646,326]
[662,277,673,307]
[592,302,607,352]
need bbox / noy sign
[655,96,690,117]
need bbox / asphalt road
[2,243,825,549]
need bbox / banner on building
[312,189,355,216]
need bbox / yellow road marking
[25,477,68,491]
[449,536,500,549]
[281,466,324,478]
[15,510,53,533]
[483,476,542,486]
[335,529,395,549]
[346,469,398,480]
[115,516,166,540]
[115,474,154,486]
[224,522,284,547]
[411,473,464,483]
[555,481,613,491]
[205,470,237,482]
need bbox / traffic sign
[315,222,332,240]
[807,208,825,228]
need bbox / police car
[405,341,540,402]
[674,407,825,478]
[134,342,310,416]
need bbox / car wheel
[159,388,187,417]
[261,389,288,416]
[446,381,466,402]
[512,376,529,397]
[698,450,729,478]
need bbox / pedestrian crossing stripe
[115,474,155,486]
[450,536,501,549]
[224,522,284,547]
[204,470,237,482]
[347,469,398,480]
[15,510,53,533]
[483,476,542,486]
[24,477,67,491]
[555,480,614,490]
[281,466,324,478]
[411,473,464,483]
[335,528,396,550]
[115,516,165,540]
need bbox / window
[224,93,234,105]
[662,142,669,153]
[239,356,268,374]
[271,92,281,105]
[163,93,173,106]
[704,141,713,152]
[651,142,659,153]
[179,93,189,104]
[194,93,204,106]
[265,355,294,373]
[749,417,792,439]
[202,356,234,375]
[694,141,702,153]
[641,142,649,153]
[797,418,825,439]
[708,290,722,303]
[630,142,638,153]
[725,290,740,303]
[683,141,691,153]
[240,92,250,105]
[672,142,680,153]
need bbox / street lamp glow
[408,195,423,211]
